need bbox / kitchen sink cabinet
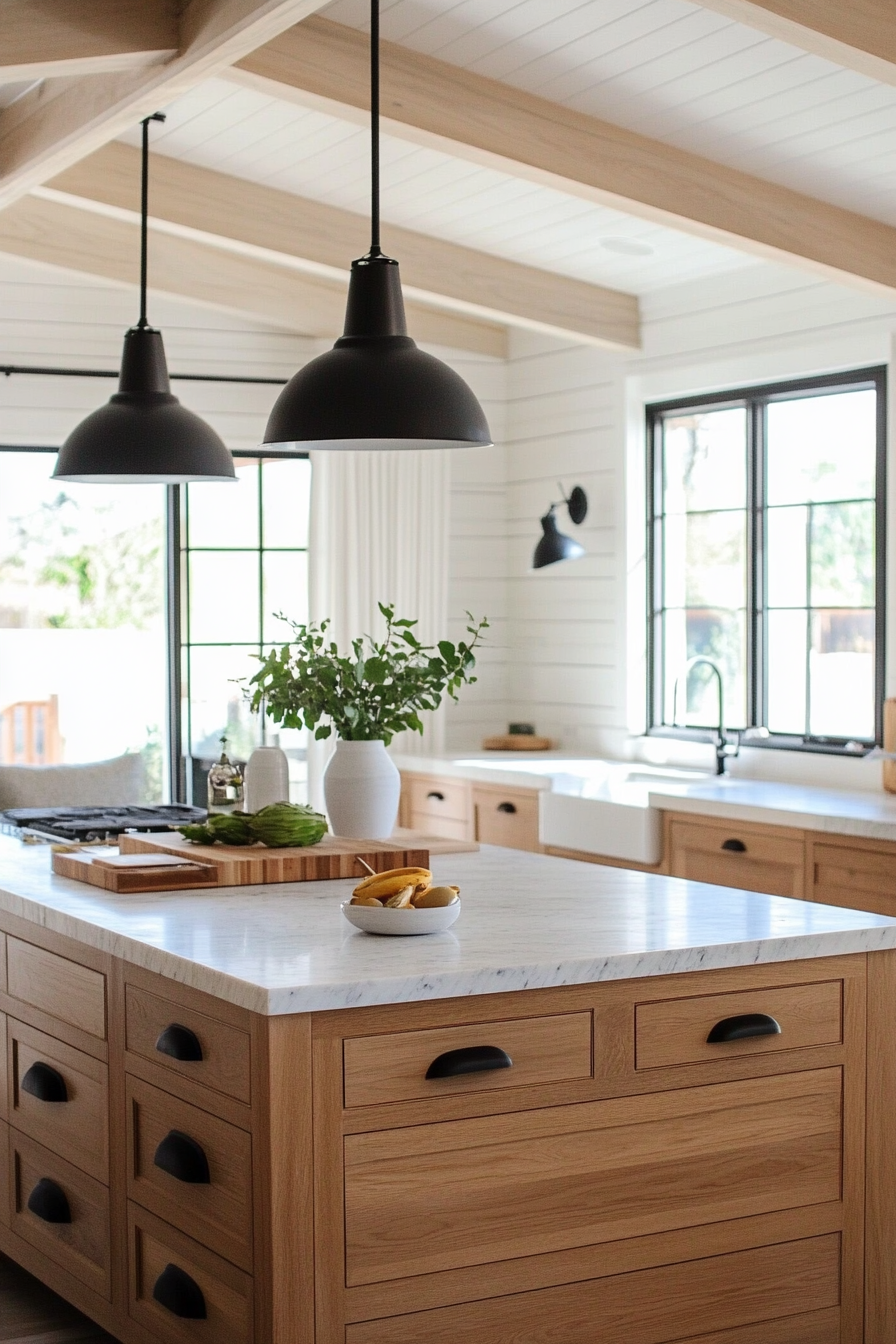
[667,814,807,899]
[2,909,891,1343]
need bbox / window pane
[663,407,746,514]
[263,552,309,645]
[766,609,807,735]
[766,390,876,506]
[810,501,874,608]
[188,551,260,645]
[663,608,746,728]
[684,512,746,608]
[187,460,258,548]
[0,453,165,788]
[187,644,262,760]
[766,505,807,608]
[809,610,875,739]
[262,458,311,548]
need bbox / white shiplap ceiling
[320,0,896,228]
[119,77,758,295]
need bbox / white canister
[244,745,290,812]
[322,739,401,838]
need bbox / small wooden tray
[53,850,218,893]
[482,734,553,751]
[118,832,430,886]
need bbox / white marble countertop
[1,836,895,1016]
[648,778,896,842]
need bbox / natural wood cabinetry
[473,782,542,850]
[668,814,806,898]
[808,836,896,916]
[399,771,544,850]
[7,938,106,1040]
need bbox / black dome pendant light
[533,485,588,569]
[54,114,236,484]
[262,0,492,452]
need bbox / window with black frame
[177,453,311,803]
[647,368,885,752]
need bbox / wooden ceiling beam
[46,142,640,350]
[0,1,179,82]
[0,0,331,211]
[693,0,896,87]
[0,193,506,357]
[231,16,896,298]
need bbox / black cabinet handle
[497,801,517,814]
[426,1045,513,1079]
[707,1012,782,1043]
[21,1061,68,1103]
[721,838,747,853]
[27,1178,71,1224]
[426,791,445,801]
[155,1024,203,1063]
[152,1264,207,1320]
[154,1130,211,1185]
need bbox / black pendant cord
[139,112,167,328]
[369,0,381,256]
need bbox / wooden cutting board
[118,832,430,885]
[53,849,219,893]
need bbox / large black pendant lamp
[263,0,492,452]
[53,115,236,484]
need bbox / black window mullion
[747,398,763,731]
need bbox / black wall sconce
[532,485,588,569]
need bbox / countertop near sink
[648,778,896,844]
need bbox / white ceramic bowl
[341,899,460,936]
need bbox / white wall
[483,262,896,785]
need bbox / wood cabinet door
[668,816,805,897]
[473,786,541,851]
[344,1067,841,1285]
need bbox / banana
[353,866,432,900]
[384,885,415,908]
[412,885,459,908]
[350,895,384,907]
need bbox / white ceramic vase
[244,746,290,812]
[323,739,401,838]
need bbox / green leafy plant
[247,603,488,745]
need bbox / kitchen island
[0,835,894,1343]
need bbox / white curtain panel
[307,449,450,808]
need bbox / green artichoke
[178,811,256,846]
[248,802,328,848]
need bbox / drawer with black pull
[635,980,843,1070]
[343,1012,593,1108]
[10,1130,111,1298]
[126,1075,252,1270]
[407,775,471,824]
[129,1203,253,1344]
[125,985,251,1105]
[8,1018,108,1182]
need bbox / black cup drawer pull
[153,1130,211,1185]
[426,1045,513,1079]
[152,1264,207,1320]
[155,1023,203,1062]
[426,790,445,801]
[27,1178,72,1224]
[707,1012,782,1043]
[720,838,747,853]
[21,1061,68,1103]
[497,801,517,814]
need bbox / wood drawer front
[473,787,540,851]
[346,1233,840,1344]
[6,938,106,1040]
[812,842,896,914]
[669,820,804,898]
[635,981,842,1071]
[127,1076,252,1271]
[0,1119,7,1226]
[344,1011,592,1108]
[407,775,470,823]
[344,1068,841,1285]
[8,1019,108,1182]
[129,1205,253,1344]
[408,811,472,841]
[10,1130,111,1300]
[125,986,251,1105]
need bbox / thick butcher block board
[53,849,218,893]
[118,832,430,885]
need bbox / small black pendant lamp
[53,115,236,484]
[533,486,588,569]
[262,0,492,452]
